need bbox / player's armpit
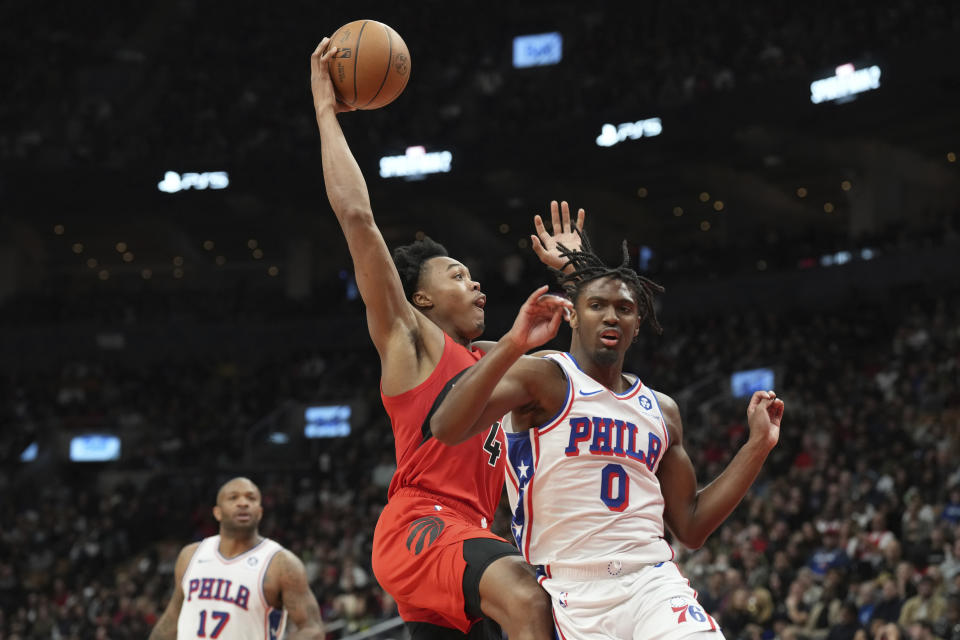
[657,441,703,549]
[653,391,706,549]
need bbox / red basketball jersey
[381,333,506,522]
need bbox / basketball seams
[384,73,409,107]
[351,20,368,106]
[361,22,393,109]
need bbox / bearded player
[149,477,324,640]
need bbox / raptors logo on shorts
[406,516,445,555]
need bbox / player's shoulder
[649,388,681,420]
[265,547,309,584]
[178,541,202,561]
[648,388,683,443]
[516,351,567,381]
[173,541,203,580]
[649,388,678,409]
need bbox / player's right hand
[504,285,572,353]
[311,38,355,115]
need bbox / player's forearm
[287,622,326,640]
[316,108,373,225]
[432,339,525,444]
[147,611,178,640]
[683,438,772,547]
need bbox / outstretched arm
[148,543,198,640]
[431,286,571,444]
[657,390,783,549]
[274,551,325,640]
[311,39,420,356]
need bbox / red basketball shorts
[372,490,516,633]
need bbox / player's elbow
[668,522,707,550]
[338,206,375,228]
[674,532,707,550]
[430,416,462,445]
[432,410,476,445]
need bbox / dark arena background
[2,1,960,639]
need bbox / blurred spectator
[943,539,960,584]
[810,530,853,578]
[899,575,947,628]
[943,489,960,526]
[933,595,960,640]
[873,576,905,626]
[826,601,863,640]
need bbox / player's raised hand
[531,200,586,270]
[745,390,784,451]
[504,285,572,353]
[311,39,355,116]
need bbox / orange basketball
[327,20,411,110]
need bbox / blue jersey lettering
[645,432,662,471]
[589,417,615,455]
[564,417,591,456]
[564,416,660,471]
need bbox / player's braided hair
[392,236,449,302]
[551,231,665,335]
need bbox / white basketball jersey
[505,352,675,571]
[177,536,287,640]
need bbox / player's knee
[479,558,550,623]
[501,568,550,621]
[512,579,551,620]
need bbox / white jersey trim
[534,357,574,434]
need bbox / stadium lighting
[596,118,662,147]
[810,64,881,104]
[379,146,453,179]
[512,32,563,68]
[158,171,230,193]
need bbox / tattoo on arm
[277,551,325,640]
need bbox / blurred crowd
[2,0,957,167]
[1,272,958,639]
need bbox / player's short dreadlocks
[551,231,665,335]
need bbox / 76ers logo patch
[670,597,710,625]
[639,396,653,411]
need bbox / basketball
[327,20,411,110]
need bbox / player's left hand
[531,200,586,270]
[745,390,783,450]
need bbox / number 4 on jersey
[483,423,502,467]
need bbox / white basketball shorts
[541,560,724,640]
